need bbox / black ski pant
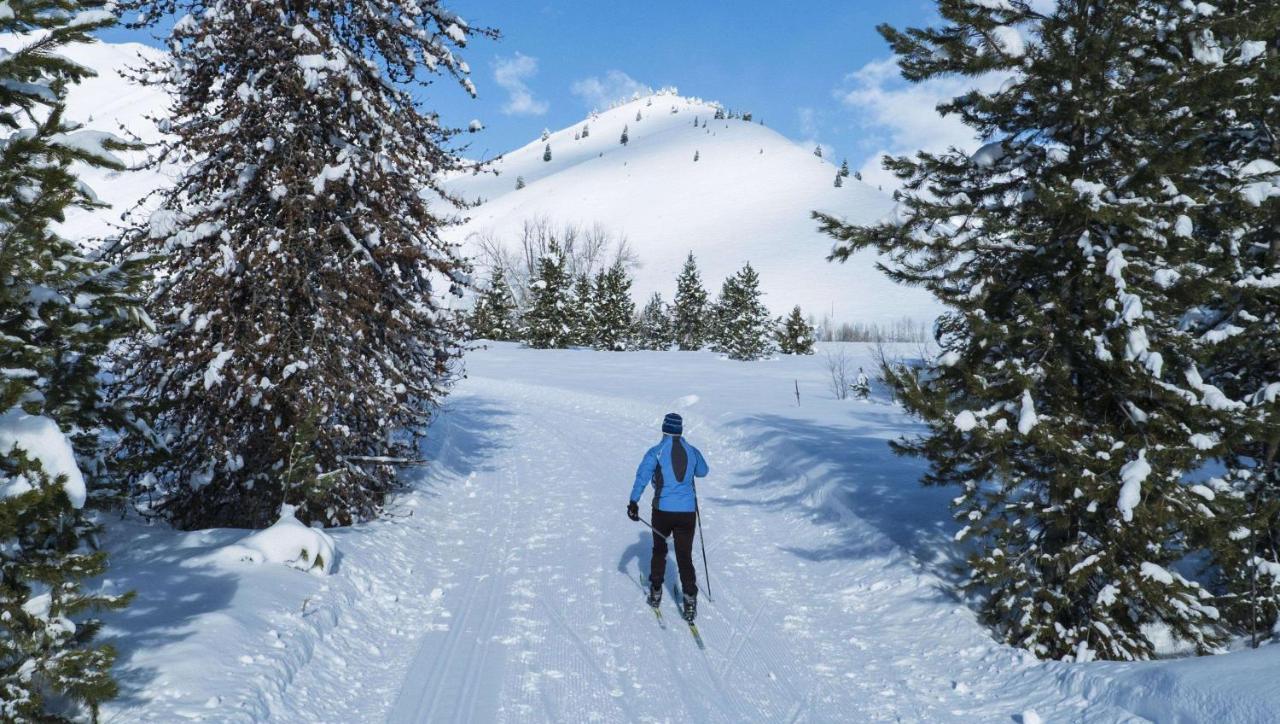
[649,509,698,597]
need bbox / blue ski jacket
[630,435,709,513]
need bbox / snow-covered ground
[97,343,1280,723]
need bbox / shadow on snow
[712,412,966,585]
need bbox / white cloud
[493,53,548,116]
[570,70,650,109]
[836,56,1007,190]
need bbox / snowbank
[0,407,87,508]
[214,504,337,575]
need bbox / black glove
[627,501,640,522]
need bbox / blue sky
[101,1,979,189]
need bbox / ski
[687,623,705,650]
[650,605,667,629]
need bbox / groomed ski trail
[372,367,1136,723]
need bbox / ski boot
[647,584,663,608]
[682,592,697,623]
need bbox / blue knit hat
[662,413,683,436]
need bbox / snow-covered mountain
[46,41,939,325]
[445,92,940,325]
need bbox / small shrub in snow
[220,505,337,575]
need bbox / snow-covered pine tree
[711,264,774,361]
[812,145,822,159]
[581,123,590,138]
[1174,5,1280,641]
[515,176,526,190]
[635,109,643,122]
[840,159,851,178]
[0,3,144,718]
[815,1,1240,661]
[540,127,550,142]
[113,0,491,528]
[543,143,552,162]
[635,293,673,351]
[672,252,709,351]
[568,273,597,347]
[693,150,700,163]
[591,261,636,352]
[470,268,519,341]
[777,306,815,355]
[522,241,573,349]
[620,124,630,146]
[834,171,843,188]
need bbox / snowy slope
[96,343,1280,722]
[0,37,174,244]
[445,94,942,325]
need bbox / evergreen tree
[834,171,843,188]
[814,1,1241,660]
[470,268,519,341]
[777,306,816,355]
[693,150,700,163]
[840,159,851,178]
[672,252,709,351]
[635,109,643,122]
[543,143,552,162]
[515,176,526,190]
[581,123,590,138]
[540,127,550,142]
[522,242,573,349]
[0,3,144,718]
[854,170,863,181]
[591,261,636,351]
[813,145,823,159]
[620,124,630,146]
[1176,5,1280,641]
[711,264,774,361]
[114,0,491,528]
[713,108,725,120]
[635,293,673,351]
[568,273,597,347]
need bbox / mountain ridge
[443,91,940,325]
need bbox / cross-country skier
[852,367,871,400]
[628,412,709,622]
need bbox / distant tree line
[470,235,815,360]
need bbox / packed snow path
[99,345,1280,723]
[372,348,1127,722]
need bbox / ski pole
[636,516,673,539]
[694,484,712,600]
